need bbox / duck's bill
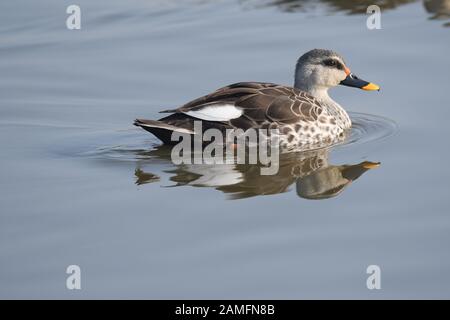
[340,73,380,91]
[341,161,381,181]
[361,161,381,169]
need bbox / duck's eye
[323,59,337,67]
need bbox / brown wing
[232,84,324,126]
[160,82,278,113]
[160,82,324,127]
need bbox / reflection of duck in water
[424,0,450,26]
[134,146,379,200]
[242,0,416,14]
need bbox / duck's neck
[294,82,351,128]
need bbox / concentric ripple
[345,112,398,148]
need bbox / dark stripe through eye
[323,59,344,70]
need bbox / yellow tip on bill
[361,161,381,169]
[362,83,380,91]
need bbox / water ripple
[345,112,398,148]
[68,112,397,162]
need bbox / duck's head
[294,49,380,95]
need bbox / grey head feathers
[296,48,345,69]
[293,49,348,96]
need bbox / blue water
[0,0,449,298]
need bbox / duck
[134,49,379,150]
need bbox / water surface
[1,0,450,298]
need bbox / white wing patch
[184,104,243,121]
[184,165,243,186]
